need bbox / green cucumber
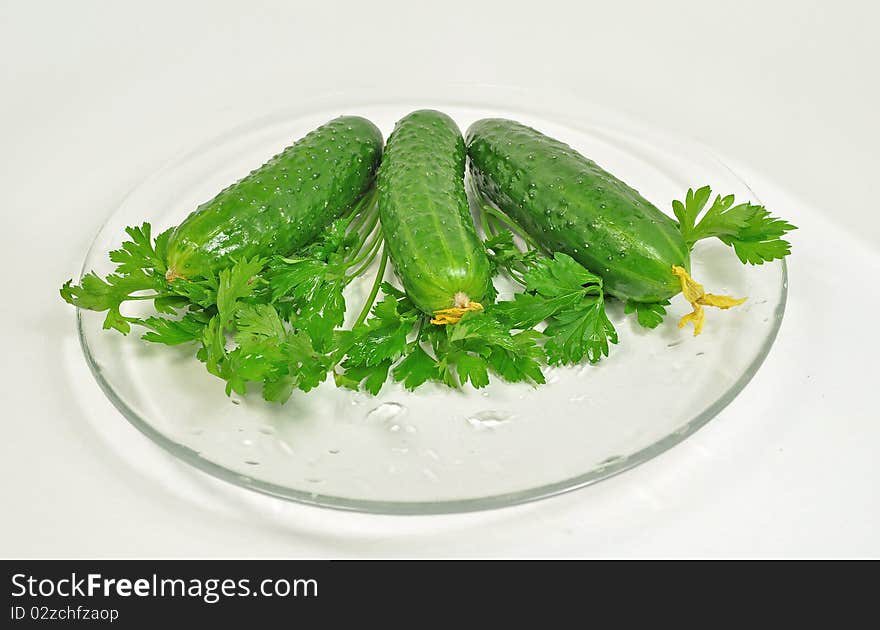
[378,110,491,317]
[466,118,689,303]
[166,115,383,280]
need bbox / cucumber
[378,110,491,318]
[466,118,689,303]
[166,115,383,280]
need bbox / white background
[1,0,877,557]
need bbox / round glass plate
[77,86,787,514]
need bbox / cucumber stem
[353,246,388,328]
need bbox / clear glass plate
[76,86,787,514]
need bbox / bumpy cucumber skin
[378,110,491,315]
[166,116,383,278]
[466,118,689,302]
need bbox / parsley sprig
[491,250,618,365]
[673,186,797,264]
[623,186,796,330]
[334,283,547,395]
[624,299,670,330]
[61,188,383,403]
[475,188,619,367]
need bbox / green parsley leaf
[492,253,617,366]
[108,223,171,275]
[671,186,713,240]
[61,223,223,336]
[153,295,190,315]
[196,315,227,379]
[233,303,286,345]
[220,305,331,400]
[300,215,359,263]
[336,360,392,396]
[216,256,265,328]
[434,310,545,387]
[491,291,568,330]
[262,375,296,404]
[343,291,420,368]
[523,251,603,298]
[60,269,164,334]
[544,296,617,365]
[486,330,547,385]
[282,331,332,393]
[455,352,490,389]
[484,230,541,276]
[140,312,208,345]
[167,276,218,308]
[266,257,346,350]
[624,299,669,329]
[391,345,440,390]
[673,186,796,263]
[720,206,797,264]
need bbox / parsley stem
[127,292,173,301]
[347,219,378,263]
[468,173,540,251]
[487,214,504,238]
[483,205,542,251]
[346,188,379,235]
[342,201,380,269]
[468,175,495,239]
[356,207,380,245]
[344,231,383,281]
[343,186,376,228]
[479,198,493,238]
[354,246,387,328]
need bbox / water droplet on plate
[365,402,405,423]
[543,367,561,384]
[466,410,512,430]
